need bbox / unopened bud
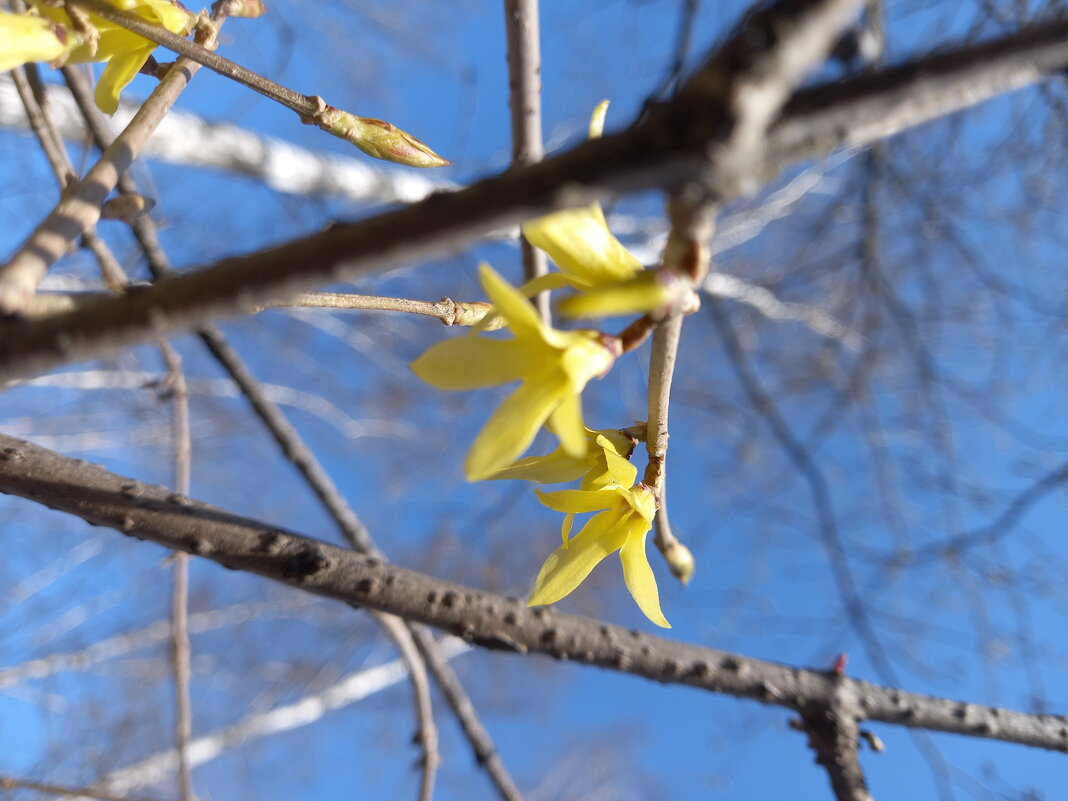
[450,300,503,330]
[663,541,695,585]
[101,194,156,223]
[226,0,266,18]
[315,106,450,168]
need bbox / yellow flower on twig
[411,264,619,482]
[16,0,197,113]
[485,427,635,489]
[521,101,673,318]
[528,445,669,628]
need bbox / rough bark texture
[1,433,1065,755]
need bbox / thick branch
[4,17,1067,378]
[796,681,875,801]
[1,433,1065,754]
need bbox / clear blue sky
[0,1,1065,799]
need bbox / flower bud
[663,540,695,585]
[316,106,450,168]
[101,193,156,223]
[225,0,267,18]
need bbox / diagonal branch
[5,16,1068,379]
[1,432,1065,755]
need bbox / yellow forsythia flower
[25,0,196,113]
[411,264,619,482]
[528,447,669,628]
[521,101,673,317]
[484,428,635,489]
[0,12,82,71]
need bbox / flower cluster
[0,0,196,114]
[411,104,683,628]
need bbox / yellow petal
[522,205,643,286]
[483,447,587,484]
[602,443,637,487]
[535,486,620,514]
[0,12,78,71]
[411,335,531,390]
[527,509,628,607]
[519,271,585,297]
[547,390,586,458]
[465,376,567,481]
[94,44,152,113]
[478,263,545,342]
[618,522,670,628]
[560,512,575,546]
[559,271,674,318]
[128,0,196,34]
[588,99,609,139]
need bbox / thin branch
[0,6,230,313]
[8,64,127,291]
[376,614,440,801]
[95,639,469,796]
[66,0,328,118]
[0,599,315,688]
[503,0,549,320]
[0,775,172,801]
[158,343,194,801]
[1,432,1065,755]
[0,74,448,205]
[407,626,524,801]
[63,0,448,167]
[16,5,1067,380]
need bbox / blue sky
[1,1,1067,799]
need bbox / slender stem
[503,0,548,321]
[69,0,314,116]
[0,775,173,801]
[270,292,500,328]
[377,615,439,801]
[8,64,127,291]
[159,343,194,801]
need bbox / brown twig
[376,615,440,801]
[8,63,127,291]
[503,0,549,321]
[64,0,447,167]
[1,432,1066,755]
[158,343,194,801]
[0,775,173,801]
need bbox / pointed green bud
[316,106,450,168]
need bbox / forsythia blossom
[485,427,635,489]
[2,1,196,114]
[521,101,673,318]
[528,442,669,628]
[411,264,619,482]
